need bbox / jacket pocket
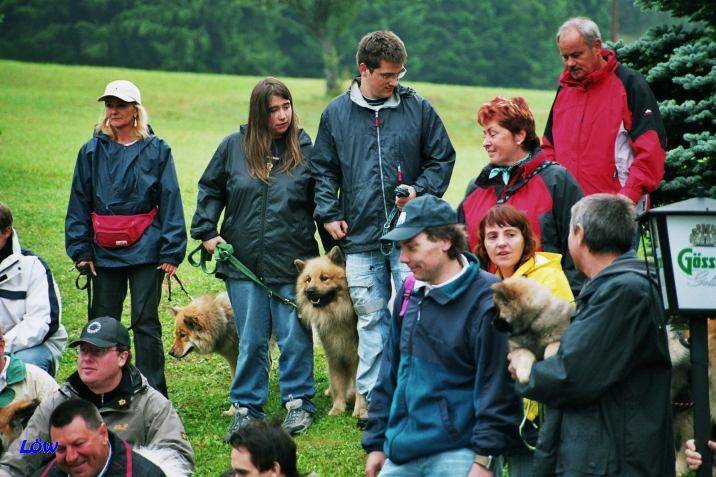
[556,406,611,475]
[438,398,461,441]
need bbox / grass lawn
[0,59,555,476]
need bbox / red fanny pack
[91,207,158,248]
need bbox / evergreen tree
[611,1,715,203]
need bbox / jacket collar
[420,253,482,305]
[476,147,545,187]
[559,49,618,90]
[0,356,27,408]
[66,365,146,410]
[577,250,653,301]
[0,230,22,277]
[503,252,564,279]
[349,79,414,111]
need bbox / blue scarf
[488,153,531,185]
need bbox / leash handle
[187,243,218,274]
[75,270,93,320]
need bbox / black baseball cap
[381,195,457,242]
[69,316,130,349]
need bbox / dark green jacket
[519,251,674,476]
[190,127,318,284]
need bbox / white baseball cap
[98,80,142,105]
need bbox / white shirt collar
[97,441,112,477]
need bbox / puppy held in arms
[491,277,574,383]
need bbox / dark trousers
[91,264,167,397]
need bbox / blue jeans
[226,280,315,417]
[380,448,480,476]
[346,249,408,400]
[13,345,55,376]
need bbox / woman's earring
[133,117,137,127]
[105,118,111,127]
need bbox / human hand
[365,451,387,477]
[324,221,348,240]
[202,236,226,254]
[157,263,177,277]
[467,462,493,477]
[686,438,716,470]
[75,259,96,276]
[395,185,416,209]
[507,348,536,384]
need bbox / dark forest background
[0,0,673,91]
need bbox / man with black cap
[362,195,521,477]
[0,317,194,476]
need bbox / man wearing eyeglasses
[0,317,194,476]
[312,31,456,427]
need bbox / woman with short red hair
[457,96,584,294]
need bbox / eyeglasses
[78,345,117,357]
[373,67,407,81]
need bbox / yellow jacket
[498,251,574,303]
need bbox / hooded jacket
[0,365,194,476]
[0,230,67,369]
[190,127,319,284]
[542,49,666,203]
[311,80,456,253]
[458,148,584,295]
[501,252,574,303]
[65,132,187,268]
[362,255,521,463]
[519,251,674,476]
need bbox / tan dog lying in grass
[491,276,574,384]
[295,246,367,418]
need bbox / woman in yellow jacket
[475,204,573,477]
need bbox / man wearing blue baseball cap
[362,195,521,477]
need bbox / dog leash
[166,273,192,302]
[187,243,296,308]
[74,268,93,320]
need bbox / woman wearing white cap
[64,80,187,398]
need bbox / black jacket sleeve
[413,100,456,197]
[65,142,94,261]
[310,109,344,224]
[471,294,522,455]
[519,276,654,407]
[190,137,229,242]
[156,141,187,265]
[551,168,585,294]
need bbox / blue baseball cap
[381,195,457,242]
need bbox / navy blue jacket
[362,255,522,463]
[311,81,456,253]
[65,132,187,267]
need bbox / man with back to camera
[507,194,674,476]
[542,17,667,211]
[0,202,67,376]
[311,31,456,425]
[362,195,521,477]
[0,317,194,476]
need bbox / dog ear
[184,315,202,331]
[170,306,182,316]
[492,281,517,303]
[294,259,306,272]
[327,246,345,267]
[11,400,40,429]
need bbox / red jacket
[542,49,666,203]
[457,149,584,293]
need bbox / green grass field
[0,60,556,476]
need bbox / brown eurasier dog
[295,246,367,418]
[491,276,573,383]
[0,399,40,455]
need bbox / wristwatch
[474,454,495,470]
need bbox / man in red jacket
[542,17,667,210]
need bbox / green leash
[187,242,297,308]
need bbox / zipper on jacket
[258,181,268,280]
[374,110,389,221]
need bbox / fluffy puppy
[0,399,40,455]
[491,276,574,383]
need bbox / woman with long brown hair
[191,77,317,438]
